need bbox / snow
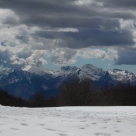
[52,65,106,80]
[1,65,136,85]
[0,105,136,136]
[58,66,78,77]
[79,64,105,81]
[108,69,136,82]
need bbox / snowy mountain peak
[57,66,79,77]
[61,66,78,72]
[79,64,105,81]
[82,64,93,67]
[0,64,136,99]
[27,66,56,76]
[108,69,136,82]
[0,68,15,76]
[82,64,104,72]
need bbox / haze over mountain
[0,64,136,99]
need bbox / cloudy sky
[0,0,136,73]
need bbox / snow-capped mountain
[53,64,105,80]
[56,66,79,77]
[0,69,62,99]
[96,69,136,86]
[0,64,136,99]
[79,64,105,80]
[108,69,136,83]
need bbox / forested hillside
[1,78,136,107]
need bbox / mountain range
[0,64,136,99]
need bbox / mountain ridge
[0,64,136,99]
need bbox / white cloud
[0,9,19,27]
[0,0,136,70]
[120,19,135,31]
[41,28,79,33]
[77,48,110,60]
[51,48,77,65]
[107,48,118,60]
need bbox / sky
[0,0,136,74]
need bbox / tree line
[0,89,56,107]
[57,78,136,106]
[0,78,136,107]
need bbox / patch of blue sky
[45,57,60,71]
[45,56,136,75]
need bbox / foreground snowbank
[0,105,136,136]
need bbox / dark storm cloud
[62,29,134,48]
[0,0,135,28]
[26,16,120,29]
[99,0,136,20]
[0,0,135,31]
[102,0,136,9]
[32,28,134,48]
[2,16,19,25]
[16,35,29,43]
[0,0,93,27]
[0,0,136,68]
[115,48,136,65]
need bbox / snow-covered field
[0,105,136,136]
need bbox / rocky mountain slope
[0,64,136,99]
